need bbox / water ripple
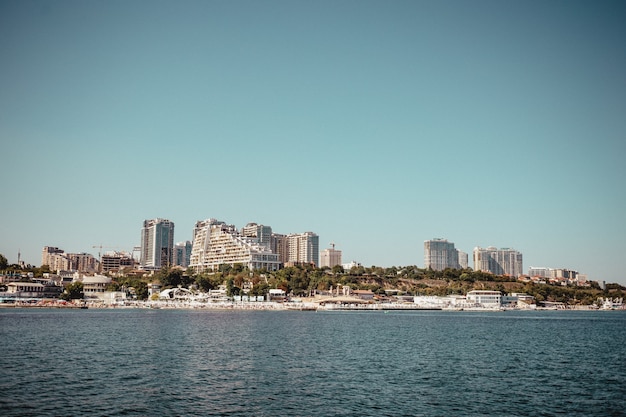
[1,309,625,416]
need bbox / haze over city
[1,0,625,285]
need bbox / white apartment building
[189,219,280,272]
[241,223,273,250]
[528,267,551,278]
[424,238,462,271]
[286,232,319,266]
[528,267,578,280]
[473,246,523,277]
[42,247,68,271]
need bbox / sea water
[0,309,624,416]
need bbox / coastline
[1,299,620,311]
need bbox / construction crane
[92,245,119,272]
[92,244,119,262]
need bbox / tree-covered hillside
[131,264,624,306]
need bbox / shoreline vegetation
[129,264,626,308]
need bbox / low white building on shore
[413,295,466,308]
[466,290,502,307]
[82,275,112,298]
[6,282,45,298]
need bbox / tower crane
[92,245,121,256]
[92,245,119,272]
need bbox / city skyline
[1,1,625,285]
[32,217,594,282]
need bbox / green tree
[134,281,149,300]
[331,265,344,275]
[250,282,270,297]
[0,253,8,270]
[349,266,365,276]
[195,274,214,292]
[459,273,474,282]
[231,263,247,274]
[180,273,194,288]
[219,264,233,274]
[31,265,51,277]
[225,277,241,296]
[157,268,183,288]
[60,282,84,300]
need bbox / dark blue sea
[1,308,625,416]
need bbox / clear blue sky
[1,0,625,285]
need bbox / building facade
[473,247,523,277]
[140,218,175,270]
[528,267,550,278]
[528,266,584,285]
[458,251,468,269]
[424,239,461,271]
[241,223,273,250]
[466,290,502,307]
[270,233,289,264]
[42,247,67,271]
[189,219,280,272]
[286,232,319,266]
[528,267,578,280]
[320,245,342,268]
[173,241,193,268]
[7,282,45,298]
[101,252,135,272]
[41,247,97,273]
[82,275,112,297]
[66,253,97,273]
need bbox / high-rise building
[458,251,468,269]
[41,247,97,273]
[189,219,220,269]
[42,246,68,271]
[424,239,461,271]
[66,253,97,273]
[173,241,192,268]
[189,219,280,272]
[270,233,289,264]
[286,232,319,266]
[140,218,175,270]
[320,244,342,268]
[473,247,523,277]
[241,223,272,250]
